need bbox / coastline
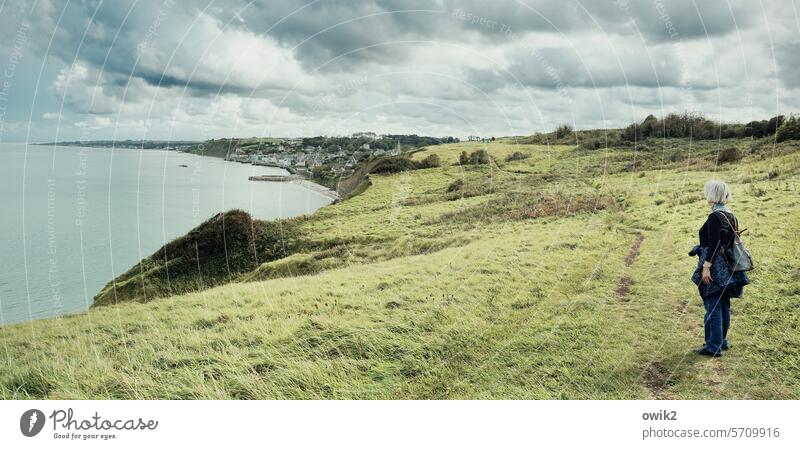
[290,179,340,202]
[247,171,339,202]
[179,148,340,204]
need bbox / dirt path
[623,233,645,267]
[616,233,679,399]
[615,234,644,300]
[642,362,672,399]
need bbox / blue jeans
[703,294,731,354]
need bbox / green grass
[184,137,284,159]
[1,138,799,399]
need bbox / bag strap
[713,211,739,236]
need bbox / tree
[554,124,573,139]
[776,116,800,142]
[621,123,640,142]
[640,114,659,138]
[767,115,785,135]
[744,120,768,138]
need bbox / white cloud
[75,116,113,130]
[137,14,305,93]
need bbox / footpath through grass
[1,138,799,399]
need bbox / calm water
[0,144,331,326]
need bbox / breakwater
[248,174,303,182]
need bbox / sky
[0,0,799,142]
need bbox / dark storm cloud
[615,0,754,42]
[5,0,249,96]
[464,40,725,93]
[219,0,447,71]
[135,70,253,96]
[490,47,684,90]
[26,1,149,74]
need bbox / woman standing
[689,180,749,357]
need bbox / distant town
[225,133,404,175]
[180,133,461,185]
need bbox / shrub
[444,179,493,200]
[419,154,441,168]
[370,157,417,173]
[579,138,605,150]
[160,210,301,273]
[458,149,490,165]
[505,151,529,162]
[469,149,490,165]
[366,154,441,174]
[447,178,465,192]
[717,147,742,164]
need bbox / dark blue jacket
[689,245,749,299]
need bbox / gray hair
[704,180,732,204]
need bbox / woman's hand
[702,265,713,285]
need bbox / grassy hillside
[184,137,283,159]
[2,138,799,399]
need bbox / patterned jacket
[689,245,749,300]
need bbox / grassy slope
[184,137,283,159]
[1,138,799,399]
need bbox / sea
[0,143,332,326]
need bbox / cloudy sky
[0,0,799,142]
